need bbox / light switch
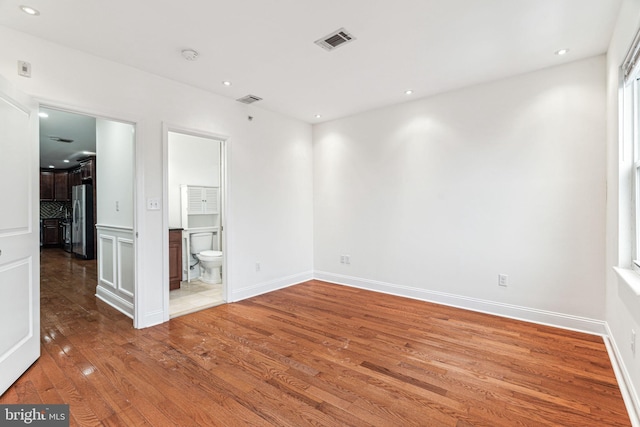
[147,198,160,210]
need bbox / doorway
[39,106,137,322]
[166,129,227,318]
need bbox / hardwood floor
[0,248,631,426]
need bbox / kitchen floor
[169,280,224,318]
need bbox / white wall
[606,0,640,421]
[167,132,220,228]
[96,119,134,228]
[0,25,314,327]
[314,56,607,329]
[95,119,136,317]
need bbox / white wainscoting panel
[96,225,134,318]
[118,238,134,298]
[99,235,116,289]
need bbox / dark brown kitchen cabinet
[40,171,55,201]
[40,170,70,201]
[68,168,82,198]
[42,219,60,246]
[79,157,95,182]
[76,156,98,257]
[169,229,183,290]
[54,172,69,201]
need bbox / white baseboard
[96,285,134,319]
[604,323,640,427]
[313,271,607,336]
[136,309,164,329]
[230,270,314,302]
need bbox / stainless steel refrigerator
[72,184,94,259]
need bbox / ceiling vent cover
[314,28,356,51]
[236,94,263,104]
[48,136,74,143]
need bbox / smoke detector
[181,49,199,61]
[314,28,356,51]
[236,94,263,104]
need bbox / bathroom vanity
[169,228,183,290]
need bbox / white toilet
[190,232,223,284]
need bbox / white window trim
[632,78,640,270]
[631,77,640,272]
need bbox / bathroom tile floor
[169,280,224,318]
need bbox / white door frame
[162,123,230,321]
[36,99,141,327]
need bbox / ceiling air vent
[236,94,263,104]
[48,136,74,143]
[314,28,356,51]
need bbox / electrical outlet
[345,255,350,265]
[632,330,636,355]
[340,255,345,264]
[498,274,508,287]
[255,262,261,272]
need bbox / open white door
[0,75,40,396]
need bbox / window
[624,28,640,269]
[632,78,640,268]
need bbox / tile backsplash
[41,201,72,219]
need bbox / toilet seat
[200,250,222,257]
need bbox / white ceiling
[0,0,622,123]
[39,107,96,169]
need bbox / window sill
[613,267,640,296]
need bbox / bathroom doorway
[165,129,227,318]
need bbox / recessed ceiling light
[38,112,48,118]
[181,49,199,61]
[20,5,40,15]
[405,90,413,95]
[555,48,569,56]
[222,81,232,86]
[63,159,70,163]
[315,114,322,119]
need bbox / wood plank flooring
[0,248,631,426]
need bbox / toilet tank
[190,232,213,254]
